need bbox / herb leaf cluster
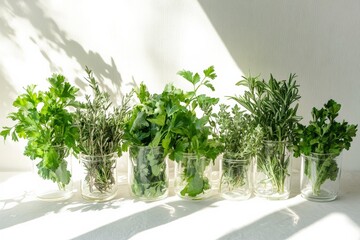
[129,146,168,199]
[124,83,171,199]
[76,67,132,156]
[125,66,222,198]
[294,99,358,157]
[294,99,357,194]
[216,104,263,159]
[1,74,79,188]
[172,66,222,197]
[216,104,263,190]
[76,67,132,193]
[230,73,301,194]
[231,74,301,142]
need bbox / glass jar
[128,146,168,201]
[220,156,252,200]
[32,147,73,201]
[80,152,118,202]
[300,153,342,201]
[254,141,292,200]
[174,153,213,200]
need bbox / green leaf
[0,127,11,140]
[203,66,216,79]
[151,164,161,177]
[162,133,171,150]
[131,111,149,132]
[204,82,215,91]
[149,132,162,147]
[193,73,200,84]
[182,173,204,197]
[177,70,194,84]
[148,114,166,126]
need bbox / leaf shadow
[0,0,124,100]
[72,197,220,240]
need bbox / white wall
[0,0,359,171]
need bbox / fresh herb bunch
[216,104,263,159]
[171,66,222,198]
[76,67,132,193]
[128,145,167,199]
[170,66,221,161]
[1,74,79,189]
[124,66,221,198]
[231,73,301,142]
[230,74,302,194]
[294,99,357,195]
[124,83,171,199]
[216,104,263,190]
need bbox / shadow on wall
[197,0,360,170]
[197,0,317,78]
[198,1,360,83]
[0,67,16,117]
[0,0,124,100]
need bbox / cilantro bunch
[294,99,357,195]
[1,74,79,189]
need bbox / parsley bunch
[170,66,222,198]
[1,75,79,189]
[294,99,357,195]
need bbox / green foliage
[75,67,132,193]
[172,66,222,198]
[124,66,222,198]
[179,155,211,197]
[216,104,263,159]
[1,74,79,188]
[216,104,263,190]
[129,146,168,199]
[231,73,301,142]
[294,99,358,194]
[230,73,301,193]
[220,159,249,192]
[123,83,173,199]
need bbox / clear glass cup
[300,153,342,202]
[80,152,118,202]
[220,156,252,200]
[128,146,168,201]
[174,153,213,200]
[32,147,73,201]
[254,141,292,200]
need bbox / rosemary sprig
[76,67,132,193]
[230,73,301,194]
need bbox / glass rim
[222,158,250,163]
[129,145,164,150]
[301,152,341,158]
[263,140,290,144]
[79,152,118,159]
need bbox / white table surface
[1,170,359,240]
